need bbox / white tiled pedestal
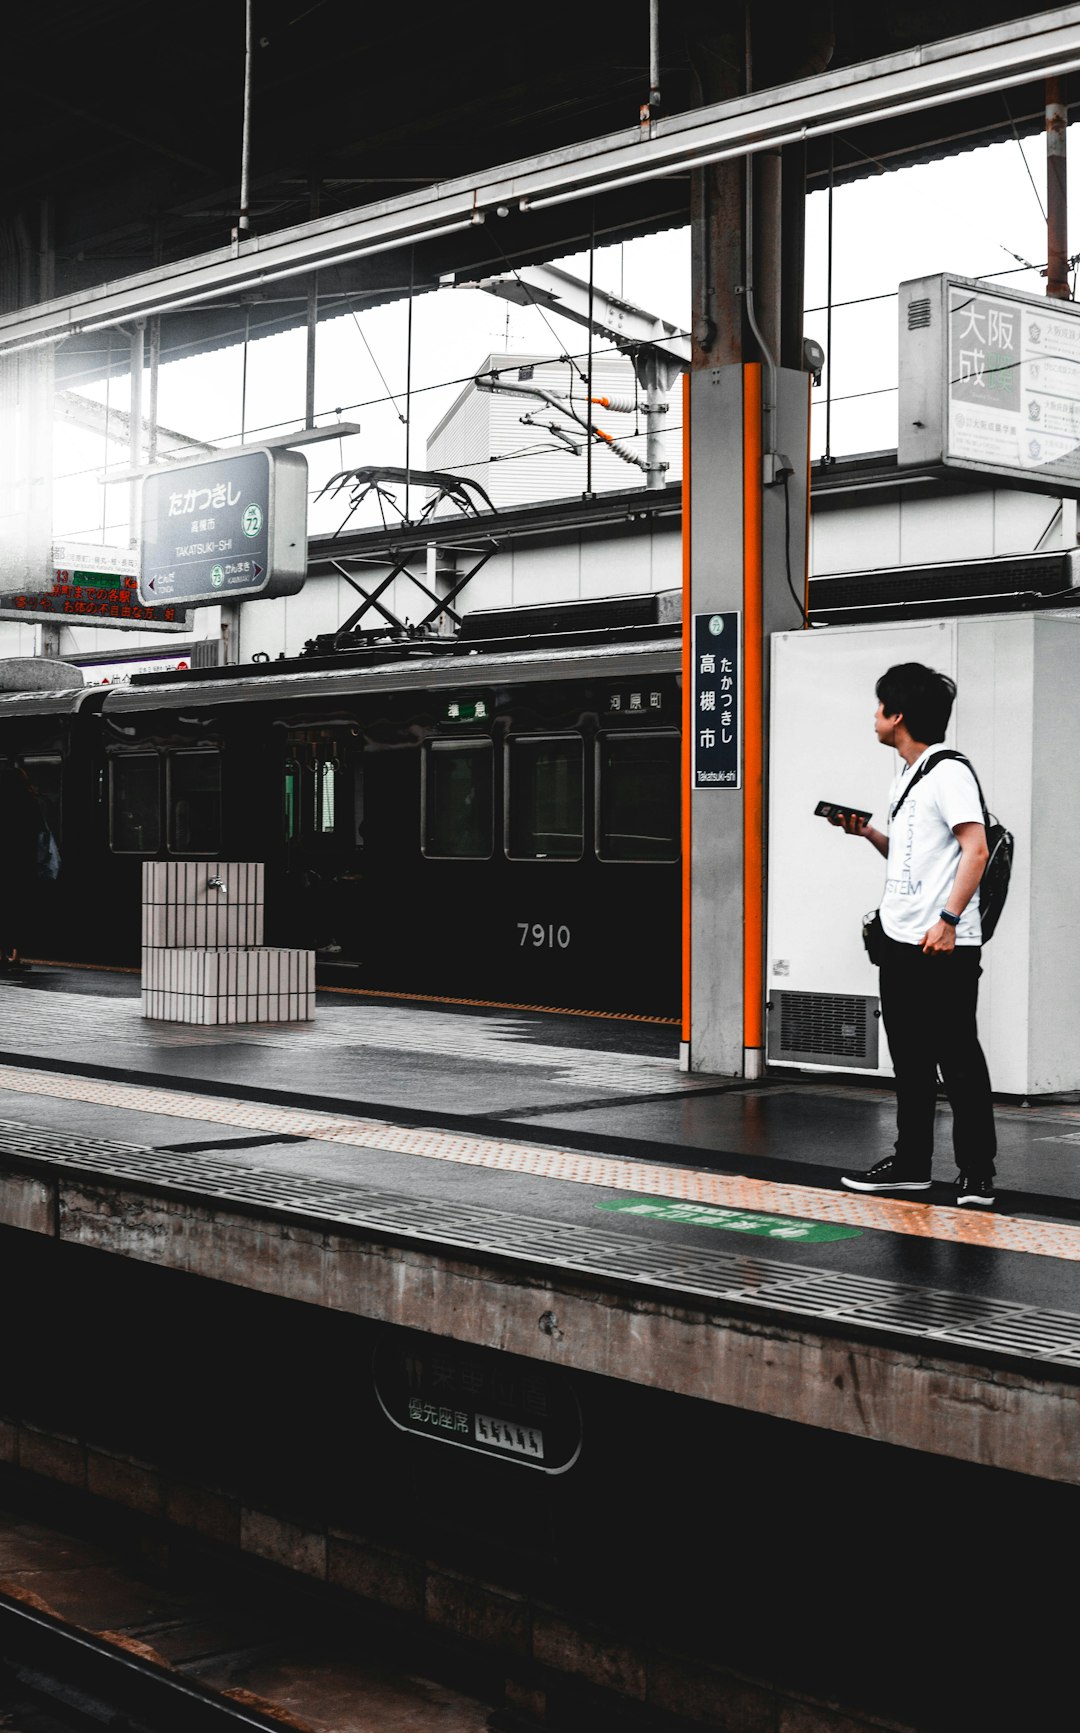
[142,946,315,1024]
[141,862,265,950]
[141,862,314,1025]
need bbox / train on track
[0,594,683,1017]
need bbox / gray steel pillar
[683,365,809,1076]
[128,321,145,545]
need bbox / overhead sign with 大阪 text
[139,446,308,608]
[899,273,1080,493]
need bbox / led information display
[0,571,188,630]
[139,446,308,607]
[900,272,1080,492]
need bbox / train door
[105,741,226,962]
[497,704,681,1016]
[280,727,364,960]
[417,730,497,996]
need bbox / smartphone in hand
[815,801,872,825]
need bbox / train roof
[0,685,104,719]
[100,636,682,714]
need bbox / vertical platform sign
[692,611,740,789]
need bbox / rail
[0,1588,296,1732]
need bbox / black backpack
[891,749,1013,942]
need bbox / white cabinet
[767,613,1080,1096]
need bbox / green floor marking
[598,1198,860,1243]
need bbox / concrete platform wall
[0,1224,1073,1733]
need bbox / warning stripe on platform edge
[0,1062,1076,1262]
[25,961,679,1025]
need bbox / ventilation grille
[460,594,660,640]
[808,551,1077,623]
[907,296,933,330]
[767,991,879,1070]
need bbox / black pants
[879,934,996,1175]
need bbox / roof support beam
[1,9,1080,358]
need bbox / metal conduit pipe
[1046,76,1069,299]
[238,0,253,240]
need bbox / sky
[49,122,1071,547]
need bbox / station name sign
[139,446,308,608]
[899,272,1080,493]
[692,611,740,790]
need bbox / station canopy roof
[1,1,1073,383]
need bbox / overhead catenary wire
[486,227,592,388]
[334,265,408,423]
[1002,90,1047,221]
[50,252,1066,506]
[51,338,662,493]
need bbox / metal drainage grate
[767,991,879,1070]
[1,1119,1080,1372]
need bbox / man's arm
[921,821,990,953]
[832,811,888,858]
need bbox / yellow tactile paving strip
[25,960,679,1024]
[0,1062,1076,1261]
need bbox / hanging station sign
[138,446,309,608]
[899,273,1080,493]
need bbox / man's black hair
[876,663,956,744]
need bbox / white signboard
[51,541,140,577]
[81,652,194,686]
[899,273,1080,493]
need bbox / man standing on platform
[831,663,997,1208]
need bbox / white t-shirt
[876,748,984,946]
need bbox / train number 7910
[518,923,571,949]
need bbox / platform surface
[2,963,1079,1442]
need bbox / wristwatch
[939,908,961,927]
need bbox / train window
[506,737,583,861]
[283,759,301,841]
[167,751,221,854]
[596,731,680,863]
[422,740,493,858]
[23,756,62,844]
[314,759,339,834]
[110,755,161,854]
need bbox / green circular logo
[241,503,263,538]
[211,565,225,587]
[708,614,724,636]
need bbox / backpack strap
[889,748,989,828]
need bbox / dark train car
[0,597,683,1017]
[0,681,109,965]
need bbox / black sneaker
[841,1156,931,1193]
[956,1174,996,1208]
